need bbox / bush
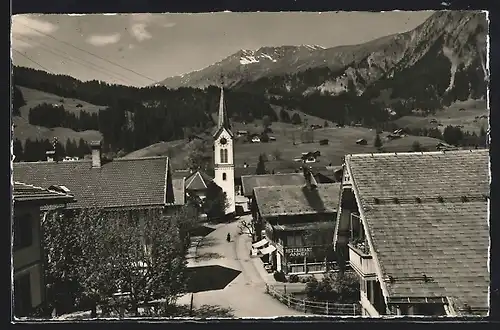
[289,274,299,283]
[273,271,287,282]
[305,271,359,303]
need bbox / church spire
[217,74,231,131]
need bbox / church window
[223,173,227,181]
[220,149,228,163]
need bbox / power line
[16,21,159,85]
[13,49,53,73]
[13,36,138,86]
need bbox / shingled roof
[241,173,307,197]
[345,149,490,315]
[253,183,341,218]
[13,156,184,209]
[13,182,76,204]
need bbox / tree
[374,133,383,150]
[323,120,329,128]
[479,126,487,147]
[262,115,272,132]
[411,141,423,152]
[291,113,302,125]
[184,139,208,171]
[272,148,282,161]
[443,125,464,146]
[279,109,290,123]
[256,154,267,175]
[42,206,198,318]
[305,271,359,303]
[203,184,229,222]
[238,218,256,241]
[13,139,23,162]
[12,86,26,116]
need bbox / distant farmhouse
[333,149,489,317]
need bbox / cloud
[12,15,58,37]
[130,23,152,42]
[86,33,121,46]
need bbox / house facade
[333,150,490,317]
[12,182,75,317]
[251,168,341,275]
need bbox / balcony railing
[348,243,376,278]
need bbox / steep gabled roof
[13,156,184,209]
[213,87,234,139]
[241,173,307,197]
[345,149,490,315]
[253,183,341,218]
[185,171,214,191]
[13,182,76,204]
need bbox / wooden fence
[265,284,361,316]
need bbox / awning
[260,245,277,255]
[252,238,269,249]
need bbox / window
[286,235,304,247]
[14,273,32,317]
[220,149,228,163]
[222,173,227,181]
[14,214,33,251]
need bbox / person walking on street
[227,233,231,242]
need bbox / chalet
[251,135,261,143]
[333,150,489,317]
[356,139,367,145]
[236,130,248,136]
[429,119,438,124]
[386,134,402,140]
[310,124,323,130]
[184,170,217,201]
[187,134,204,142]
[319,139,329,146]
[13,182,75,317]
[251,168,341,275]
[269,136,276,141]
[13,141,186,236]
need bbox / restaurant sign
[286,247,313,257]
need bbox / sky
[11,11,434,87]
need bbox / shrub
[305,271,359,303]
[289,274,299,283]
[273,271,287,282]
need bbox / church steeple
[217,86,231,131]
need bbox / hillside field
[125,119,444,169]
[13,86,104,144]
[393,99,488,134]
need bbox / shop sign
[286,247,312,257]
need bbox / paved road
[182,216,306,318]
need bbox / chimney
[90,140,102,168]
[46,150,55,162]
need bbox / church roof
[185,171,214,191]
[213,87,233,138]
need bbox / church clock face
[220,137,227,145]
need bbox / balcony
[348,242,376,278]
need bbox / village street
[181,215,306,318]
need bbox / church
[184,84,237,217]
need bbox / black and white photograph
[10,10,490,320]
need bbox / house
[12,182,76,317]
[184,170,217,201]
[269,136,276,141]
[386,134,402,140]
[187,134,204,142]
[251,135,261,143]
[319,139,329,146]
[251,168,341,275]
[356,139,367,145]
[310,124,323,130]
[236,130,248,137]
[332,150,489,317]
[241,173,307,201]
[436,142,458,151]
[13,140,186,233]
